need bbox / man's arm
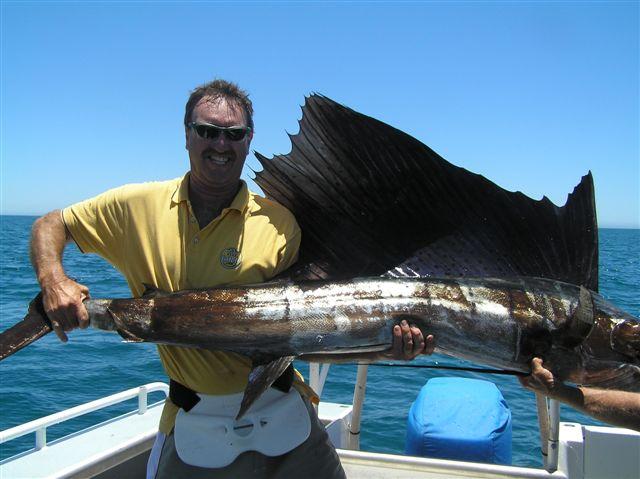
[30,210,90,342]
[520,358,640,432]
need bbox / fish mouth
[537,346,640,392]
[578,361,640,391]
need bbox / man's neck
[188,176,241,228]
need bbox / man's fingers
[402,321,413,354]
[392,324,403,357]
[76,284,90,329]
[413,327,425,354]
[50,319,69,342]
[531,357,545,372]
[539,368,555,390]
[424,334,435,355]
[75,303,90,329]
[530,357,555,390]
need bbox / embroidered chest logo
[220,247,242,270]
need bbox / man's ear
[185,127,190,150]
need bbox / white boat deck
[1,405,161,479]
[340,449,563,478]
[0,384,168,479]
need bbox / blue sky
[1,1,638,228]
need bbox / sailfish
[1,95,638,418]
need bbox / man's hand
[519,357,555,393]
[519,357,640,431]
[41,275,90,342]
[386,319,435,360]
[519,357,571,403]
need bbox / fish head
[541,345,640,393]
[611,320,640,361]
[571,359,640,392]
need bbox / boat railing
[0,382,169,452]
[308,362,331,396]
[311,360,564,468]
[309,362,369,450]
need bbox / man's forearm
[30,210,90,341]
[579,387,640,431]
[550,384,640,431]
[30,210,71,286]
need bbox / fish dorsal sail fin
[254,95,598,291]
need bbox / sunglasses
[188,122,252,142]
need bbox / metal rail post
[547,399,561,472]
[349,364,369,450]
[536,393,550,462]
[537,393,561,473]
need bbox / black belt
[170,364,295,412]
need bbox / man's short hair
[184,79,254,130]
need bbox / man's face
[186,96,252,190]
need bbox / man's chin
[195,170,243,189]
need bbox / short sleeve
[62,187,127,268]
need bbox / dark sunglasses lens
[194,124,220,140]
[225,129,247,141]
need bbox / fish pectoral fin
[141,284,171,299]
[564,286,595,348]
[236,355,296,420]
[553,286,595,349]
[106,308,145,343]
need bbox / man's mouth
[204,153,232,166]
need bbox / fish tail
[0,292,52,361]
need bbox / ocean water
[0,215,638,467]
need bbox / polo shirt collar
[171,173,250,214]
[228,181,250,213]
[171,173,191,205]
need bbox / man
[30,79,433,478]
[520,358,640,432]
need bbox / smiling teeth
[206,155,230,165]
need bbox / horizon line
[1,213,638,230]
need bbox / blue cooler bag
[405,377,512,465]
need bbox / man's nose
[210,134,230,150]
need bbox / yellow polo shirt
[62,173,304,433]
